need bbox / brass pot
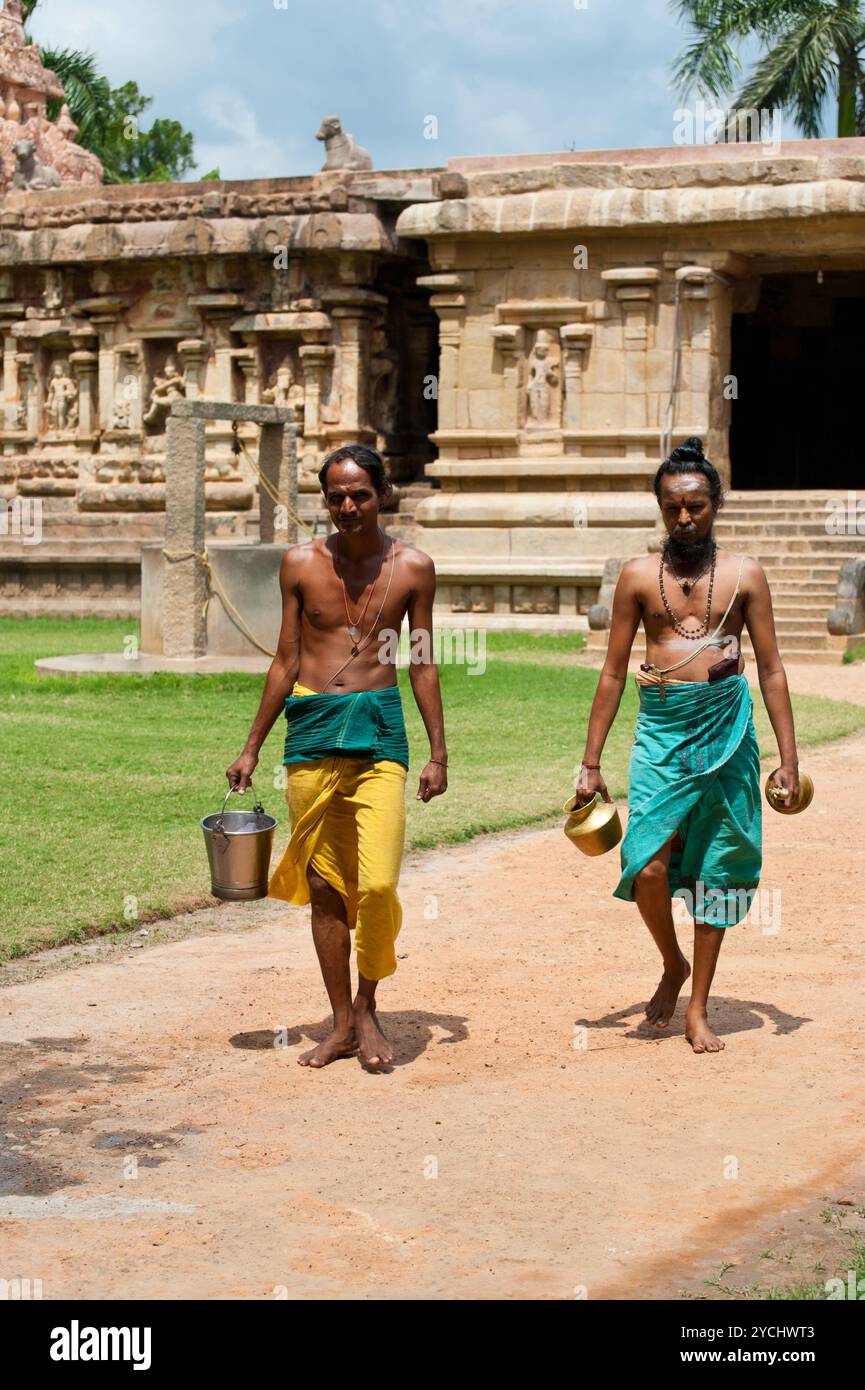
[563,792,623,856]
[764,768,814,815]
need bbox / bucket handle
[213,780,265,835]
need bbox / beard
[664,530,714,569]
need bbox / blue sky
[30,0,801,180]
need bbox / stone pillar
[177,339,209,400]
[490,324,524,432]
[258,422,282,544]
[70,350,98,436]
[559,323,594,432]
[163,414,207,657]
[284,417,298,545]
[299,344,333,438]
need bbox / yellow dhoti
[268,685,407,981]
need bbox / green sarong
[283,685,409,770]
[612,673,761,927]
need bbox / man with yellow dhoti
[576,438,801,1054]
[226,445,447,1070]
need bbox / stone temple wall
[3,116,865,630]
[0,168,442,615]
[396,138,865,629]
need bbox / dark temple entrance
[729,271,865,489]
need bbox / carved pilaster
[113,343,143,433]
[14,352,37,435]
[601,267,660,428]
[330,308,369,436]
[559,323,594,432]
[418,273,475,434]
[236,350,259,405]
[177,338,210,400]
[490,324,524,432]
[298,344,334,438]
[69,350,98,435]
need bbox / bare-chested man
[576,437,800,1053]
[226,444,447,1071]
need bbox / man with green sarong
[577,437,801,1054]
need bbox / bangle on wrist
[429,757,448,767]
[581,762,601,770]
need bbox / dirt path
[2,662,864,1300]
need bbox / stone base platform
[34,652,271,677]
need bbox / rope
[231,420,315,538]
[159,420,312,662]
[160,544,277,658]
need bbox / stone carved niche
[44,357,78,434]
[525,328,561,430]
[369,311,398,450]
[513,584,559,615]
[111,349,143,433]
[259,343,303,409]
[141,345,186,433]
[451,585,493,614]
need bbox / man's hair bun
[670,436,705,463]
[653,434,724,511]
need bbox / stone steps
[710,491,865,664]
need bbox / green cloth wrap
[283,686,409,770]
[613,673,762,927]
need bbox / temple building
[1,0,864,662]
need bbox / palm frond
[38,46,111,139]
[731,7,861,138]
[671,0,842,97]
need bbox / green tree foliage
[22,0,200,182]
[672,1,865,139]
[90,81,197,184]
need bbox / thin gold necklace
[334,533,385,654]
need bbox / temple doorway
[729,271,865,488]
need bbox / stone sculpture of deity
[525,328,561,428]
[261,359,303,410]
[45,359,78,432]
[142,355,185,426]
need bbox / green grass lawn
[3,617,865,959]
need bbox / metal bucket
[200,782,277,901]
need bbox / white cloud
[25,0,801,181]
[194,89,304,181]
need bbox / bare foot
[685,1005,725,1054]
[298,1025,358,1068]
[352,1001,394,1069]
[645,957,691,1029]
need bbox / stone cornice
[0,211,398,265]
[396,172,865,239]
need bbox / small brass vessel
[764,768,814,815]
[563,791,623,856]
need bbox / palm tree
[672,1,865,138]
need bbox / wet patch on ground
[0,1040,156,1197]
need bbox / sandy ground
[2,659,864,1301]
